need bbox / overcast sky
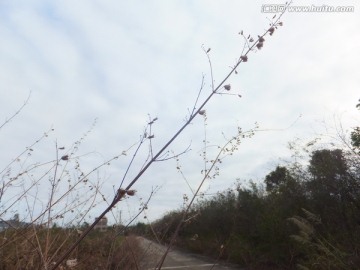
[0,0,359,226]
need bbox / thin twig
[155,144,191,162]
[0,91,31,130]
[120,136,146,188]
[190,75,206,117]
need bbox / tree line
[137,108,360,270]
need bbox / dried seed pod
[240,55,248,62]
[126,190,136,196]
[224,84,231,91]
[118,189,126,197]
[258,36,265,42]
[269,26,275,36]
[61,155,69,161]
[256,42,264,50]
[199,110,206,115]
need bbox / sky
[0,0,359,226]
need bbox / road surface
[137,237,243,270]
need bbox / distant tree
[264,166,288,192]
[264,165,302,195]
[306,148,360,250]
[308,149,348,196]
[351,99,360,152]
[264,165,306,214]
[133,222,148,235]
[351,127,360,150]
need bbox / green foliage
[308,149,348,182]
[351,127,360,150]
[265,166,290,192]
[351,99,360,153]
[153,144,360,269]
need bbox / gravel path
[136,237,244,270]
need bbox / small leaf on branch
[224,84,231,91]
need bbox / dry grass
[0,228,142,270]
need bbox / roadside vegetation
[0,227,140,269]
[146,109,360,270]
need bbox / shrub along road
[137,237,243,270]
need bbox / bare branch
[0,91,31,131]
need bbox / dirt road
[137,237,243,270]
